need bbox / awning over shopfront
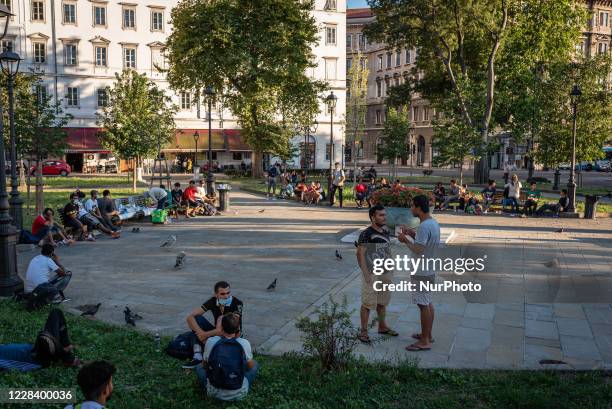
[165,129,252,152]
[225,129,251,152]
[65,127,110,153]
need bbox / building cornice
[27,32,50,40]
[89,36,110,44]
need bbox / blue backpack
[206,338,247,390]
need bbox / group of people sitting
[433,176,570,217]
[165,180,220,218]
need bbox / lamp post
[1,50,23,232]
[566,84,581,215]
[193,130,200,180]
[325,91,338,198]
[0,5,23,296]
[302,119,318,178]
[204,86,216,194]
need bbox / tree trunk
[459,162,464,186]
[35,158,43,213]
[132,160,137,192]
[19,158,25,188]
[252,150,263,178]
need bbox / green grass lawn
[1,301,610,409]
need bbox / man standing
[329,162,346,207]
[267,162,279,200]
[183,281,244,368]
[24,244,72,303]
[398,195,440,351]
[356,205,398,343]
[146,185,168,210]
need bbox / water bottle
[154,333,161,352]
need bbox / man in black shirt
[97,190,120,229]
[356,205,398,344]
[183,281,244,369]
[536,189,570,216]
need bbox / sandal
[357,333,371,344]
[378,328,399,336]
[411,333,435,343]
[405,343,431,351]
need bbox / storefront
[64,128,115,173]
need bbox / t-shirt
[64,401,105,409]
[558,196,570,211]
[172,189,183,203]
[149,187,167,201]
[25,255,59,293]
[357,226,393,275]
[32,215,47,235]
[84,198,98,213]
[505,182,522,199]
[196,186,207,198]
[481,186,496,199]
[414,218,441,277]
[97,198,116,215]
[526,189,541,200]
[268,166,278,178]
[355,183,367,194]
[203,336,253,401]
[449,185,460,196]
[183,186,197,202]
[333,169,345,186]
[201,296,244,325]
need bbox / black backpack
[206,338,247,390]
[26,283,59,312]
[164,331,194,360]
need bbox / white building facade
[3,0,346,172]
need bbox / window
[600,11,609,27]
[375,110,382,124]
[386,52,392,68]
[325,144,332,161]
[324,0,336,10]
[33,42,46,63]
[599,42,609,55]
[424,107,430,121]
[180,92,191,109]
[357,141,364,158]
[35,84,47,104]
[358,33,366,49]
[394,77,399,87]
[324,58,337,80]
[123,47,136,68]
[346,34,352,49]
[413,106,419,122]
[151,10,163,31]
[32,1,44,21]
[406,49,411,64]
[95,46,107,66]
[64,43,77,66]
[377,55,383,70]
[63,2,76,24]
[151,47,165,71]
[396,50,401,66]
[325,25,337,46]
[346,58,352,71]
[97,88,108,107]
[65,86,79,107]
[232,152,243,161]
[2,40,13,52]
[0,0,10,12]
[376,80,382,97]
[93,5,106,26]
[123,7,135,29]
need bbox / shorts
[412,275,435,306]
[268,177,276,186]
[362,273,393,309]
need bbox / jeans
[523,199,538,215]
[330,185,343,207]
[157,196,167,210]
[504,197,519,213]
[189,315,216,347]
[0,344,36,363]
[536,203,560,216]
[195,361,259,392]
[442,196,459,209]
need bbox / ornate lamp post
[566,84,581,214]
[302,119,318,177]
[0,5,23,296]
[325,91,338,197]
[204,86,216,194]
[1,50,23,232]
[193,130,200,180]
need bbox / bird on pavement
[266,279,277,291]
[160,235,177,247]
[79,303,101,317]
[175,251,186,268]
[124,308,136,326]
[335,250,343,260]
[258,209,265,213]
[544,258,560,269]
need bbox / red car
[30,160,72,176]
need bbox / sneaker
[181,359,202,369]
[86,234,96,242]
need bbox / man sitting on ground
[145,185,169,210]
[24,244,72,304]
[30,208,73,247]
[64,360,115,409]
[183,281,244,369]
[195,313,258,401]
[97,190,121,229]
[536,189,570,216]
[85,190,117,232]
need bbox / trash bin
[217,183,231,212]
[584,195,599,219]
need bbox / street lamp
[566,84,581,214]
[302,119,318,177]
[1,50,23,232]
[325,91,338,200]
[193,130,200,180]
[204,86,216,194]
[0,4,23,296]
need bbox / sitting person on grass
[27,208,73,247]
[195,313,258,402]
[523,182,541,217]
[355,178,367,208]
[24,244,72,304]
[536,189,570,217]
[0,309,81,371]
[65,360,115,409]
[183,281,244,369]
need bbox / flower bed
[369,186,434,208]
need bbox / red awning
[224,129,251,151]
[65,128,108,152]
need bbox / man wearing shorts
[267,163,279,199]
[398,195,440,351]
[356,205,398,343]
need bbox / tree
[165,0,326,178]
[345,52,369,182]
[97,70,177,192]
[378,108,411,180]
[1,72,71,212]
[366,0,585,183]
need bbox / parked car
[595,160,610,172]
[29,160,71,176]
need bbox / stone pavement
[17,189,612,369]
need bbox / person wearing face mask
[64,360,116,409]
[183,281,244,369]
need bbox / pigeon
[160,235,177,247]
[266,278,277,291]
[175,251,186,268]
[132,227,140,233]
[335,250,343,260]
[555,227,565,233]
[258,209,265,213]
[124,306,143,320]
[79,303,101,317]
[544,258,560,268]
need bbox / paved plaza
[17,189,612,370]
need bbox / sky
[347,0,369,8]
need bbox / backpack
[26,283,59,312]
[164,331,194,360]
[206,338,247,390]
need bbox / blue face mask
[217,296,232,307]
